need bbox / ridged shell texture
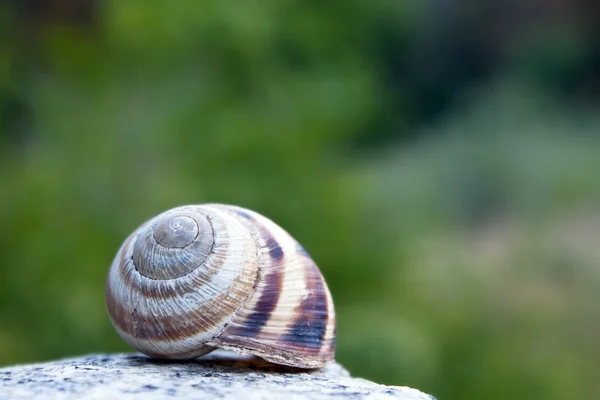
[105,204,336,368]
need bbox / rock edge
[0,351,434,400]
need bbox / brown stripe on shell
[234,208,284,261]
[297,242,337,356]
[329,326,337,353]
[265,235,284,261]
[235,209,254,221]
[223,268,283,338]
[118,233,137,277]
[105,276,134,337]
[221,220,284,338]
[296,243,311,259]
[279,262,329,352]
[105,233,138,337]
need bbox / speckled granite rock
[0,351,434,400]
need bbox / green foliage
[355,86,600,399]
[1,2,600,400]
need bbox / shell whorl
[132,210,214,280]
[105,204,336,368]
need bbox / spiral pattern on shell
[105,204,336,368]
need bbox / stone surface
[0,351,434,400]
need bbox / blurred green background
[1,1,600,399]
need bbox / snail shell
[105,204,336,368]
